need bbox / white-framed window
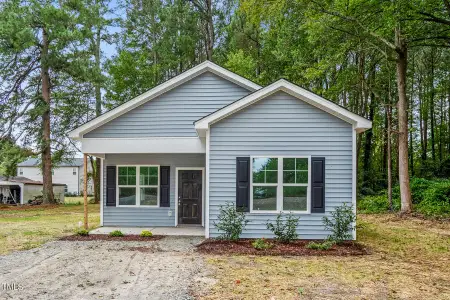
[73,168,77,175]
[116,165,159,207]
[250,156,310,213]
[19,168,23,175]
[64,185,68,193]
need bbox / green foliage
[213,202,250,241]
[306,240,334,251]
[359,178,450,218]
[266,213,300,243]
[0,140,33,177]
[76,229,89,236]
[109,230,124,237]
[323,204,356,244]
[140,230,153,237]
[252,238,273,250]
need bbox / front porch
[90,226,205,236]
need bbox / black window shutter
[160,166,170,207]
[236,157,250,212]
[311,157,325,213]
[106,166,116,206]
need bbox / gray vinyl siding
[86,72,250,138]
[103,153,205,227]
[209,91,354,239]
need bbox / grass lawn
[65,196,95,204]
[203,214,450,299]
[0,204,99,255]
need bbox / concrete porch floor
[90,226,205,236]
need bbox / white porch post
[83,154,88,230]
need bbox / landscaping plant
[213,202,249,241]
[322,204,356,244]
[140,230,153,237]
[76,229,89,236]
[266,212,300,243]
[109,230,124,237]
[252,238,273,250]
[306,240,334,250]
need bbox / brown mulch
[60,234,164,241]
[196,239,369,256]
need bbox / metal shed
[0,176,65,205]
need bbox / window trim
[116,165,160,207]
[250,156,311,214]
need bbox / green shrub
[213,202,249,241]
[359,178,450,218]
[416,180,450,217]
[109,230,124,237]
[76,229,89,236]
[140,230,153,237]
[358,195,400,213]
[266,213,300,243]
[323,204,356,244]
[306,240,334,250]
[252,238,273,250]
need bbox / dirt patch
[60,234,164,242]
[197,239,369,256]
[0,204,60,211]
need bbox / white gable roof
[68,61,261,139]
[195,79,372,136]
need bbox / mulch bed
[196,239,369,256]
[60,234,164,241]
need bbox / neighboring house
[17,158,93,195]
[0,176,65,204]
[68,61,371,239]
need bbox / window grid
[250,156,310,213]
[117,165,160,207]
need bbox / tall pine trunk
[205,0,213,61]
[41,27,55,204]
[395,29,412,214]
[93,25,101,203]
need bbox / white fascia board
[68,61,261,139]
[81,137,206,154]
[195,79,372,134]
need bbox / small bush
[306,240,334,251]
[252,238,273,250]
[358,195,400,213]
[76,229,89,236]
[109,230,124,237]
[140,230,153,237]
[266,213,300,243]
[323,204,356,244]
[213,202,249,241]
[416,180,450,217]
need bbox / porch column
[83,154,88,230]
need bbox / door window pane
[253,186,277,211]
[283,186,307,211]
[119,187,136,205]
[140,187,157,206]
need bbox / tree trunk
[387,103,393,210]
[409,54,414,176]
[40,27,55,204]
[205,0,214,61]
[430,50,436,162]
[93,25,101,204]
[362,68,376,189]
[395,29,412,214]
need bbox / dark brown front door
[178,170,202,225]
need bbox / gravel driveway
[0,236,213,300]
